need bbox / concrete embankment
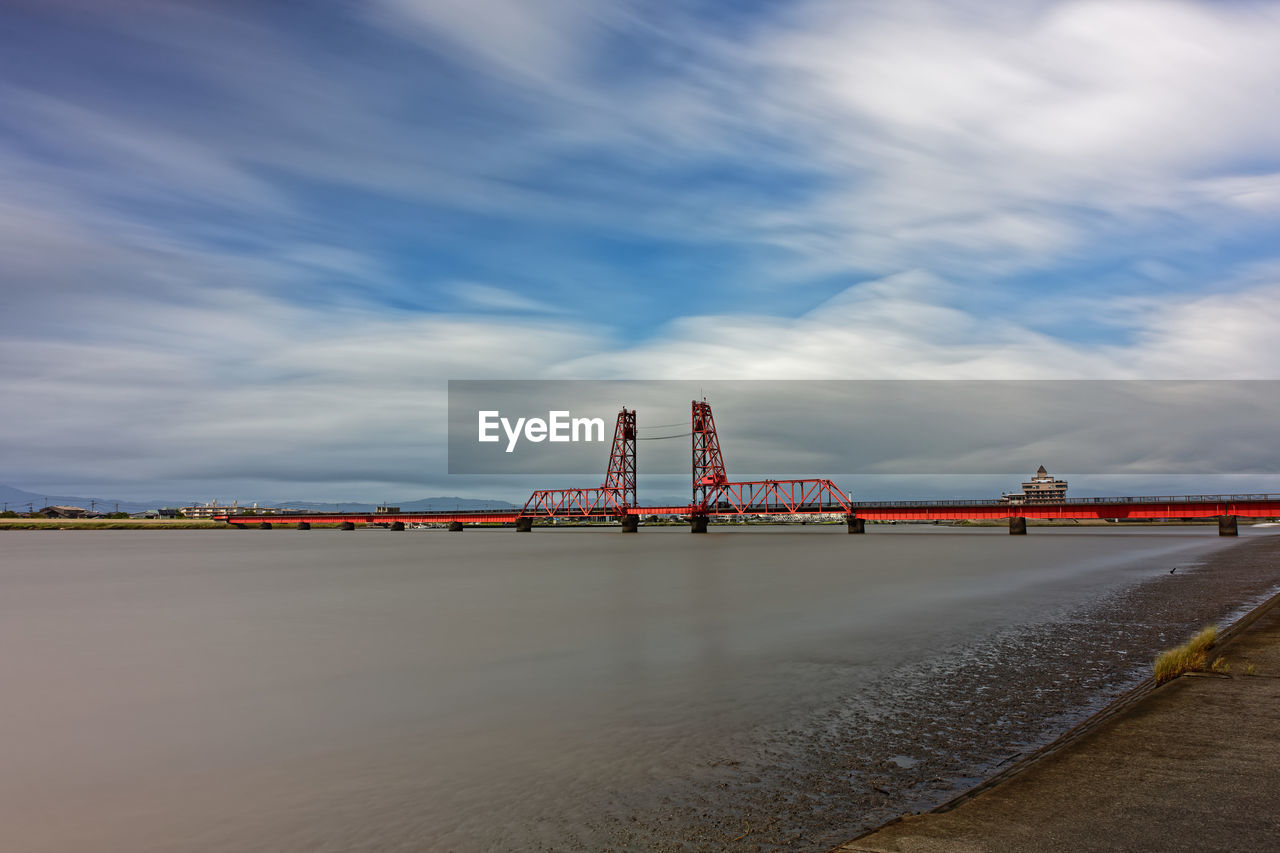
[838,587,1280,853]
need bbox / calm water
[0,526,1269,851]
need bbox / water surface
[1,526,1273,851]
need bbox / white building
[1001,465,1068,505]
[181,500,269,518]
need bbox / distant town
[3,466,1069,520]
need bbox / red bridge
[215,401,1279,535]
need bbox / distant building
[36,505,89,518]
[1001,465,1068,505]
[180,500,268,518]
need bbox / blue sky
[4,0,1280,503]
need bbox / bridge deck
[213,494,1280,525]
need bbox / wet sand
[593,534,1280,851]
[840,581,1280,853]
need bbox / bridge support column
[846,514,865,534]
[297,522,310,530]
[1009,517,1027,535]
[515,517,533,532]
[258,522,273,530]
[690,515,709,534]
[390,521,405,531]
[340,521,355,531]
[621,515,639,533]
[449,521,464,532]
[1219,515,1238,537]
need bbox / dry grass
[1153,626,1220,685]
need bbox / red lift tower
[692,399,727,507]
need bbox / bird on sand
[1170,567,1178,574]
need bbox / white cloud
[7,266,1280,498]
[6,0,1280,498]
[452,283,565,314]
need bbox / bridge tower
[602,408,637,509]
[691,399,727,509]
[519,406,637,523]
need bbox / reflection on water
[0,526,1270,851]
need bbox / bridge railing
[852,493,1280,508]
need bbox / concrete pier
[448,521,464,532]
[258,522,273,530]
[340,521,355,531]
[1219,514,1239,536]
[847,515,865,534]
[690,516,709,534]
[621,515,639,533]
[1009,517,1027,535]
[297,521,310,530]
[515,517,533,532]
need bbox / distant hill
[0,484,518,515]
[274,497,518,512]
[0,483,176,515]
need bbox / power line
[637,432,691,440]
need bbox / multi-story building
[1001,465,1068,505]
[181,500,274,518]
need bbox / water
[1,526,1274,852]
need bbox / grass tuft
[1244,662,1257,676]
[1153,626,1219,685]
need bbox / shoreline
[838,561,1280,852]
[611,531,1280,851]
[837,581,1280,851]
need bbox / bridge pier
[846,514,865,534]
[297,521,310,530]
[1219,515,1238,536]
[258,522,273,530]
[621,515,639,533]
[340,521,355,531]
[449,521,464,532]
[515,517,533,532]
[690,515,708,534]
[390,521,405,531]
[1009,517,1027,535]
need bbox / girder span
[689,399,853,516]
[521,407,636,517]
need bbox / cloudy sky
[4,0,1280,504]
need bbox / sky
[3,0,1280,504]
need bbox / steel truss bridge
[214,401,1280,534]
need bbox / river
[3,525,1278,851]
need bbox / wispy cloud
[3,1,1280,498]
